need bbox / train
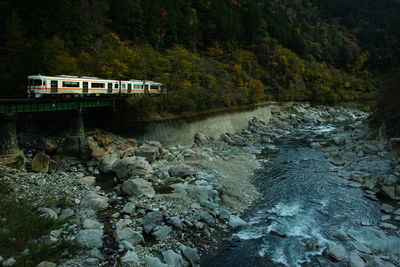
[27,75,163,98]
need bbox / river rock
[169,164,195,178]
[75,229,103,248]
[329,151,355,165]
[194,132,208,145]
[117,227,144,246]
[144,256,169,267]
[389,137,400,157]
[361,144,379,154]
[78,176,96,186]
[380,203,394,213]
[37,261,57,267]
[332,230,349,241]
[167,216,183,230]
[327,244,347,261]
[379,222,397,230]
[163,250,188,267]
[32,152,50,173]
[179,245,200,267]
[80,192,109,211]
[229,215,248,229]
[121,178,155,198]
[143,211,163,234]
[186,184,220,209]
[152,226,173,240]
[58,208,75,220]
[83,218,103,229]
[381,186,395,199]
[121,251,140,267]
[122,202,136,214]
[38,207,58,220]
[112,156,153,180]
[349,252,365,267]
[2,258,16,267]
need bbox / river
[202,122,386,266]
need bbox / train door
[107,83,112,93]
[144,84,149,94]
[51,80,58,93]
[83,82,89,94]
[128,84,132,94]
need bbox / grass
[0,198,78,266]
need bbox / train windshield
[29,79,44,86]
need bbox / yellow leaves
[344,81,351,88]
[249,79,265,102]
[232,64,242,73]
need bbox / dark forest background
[0,0,399,115]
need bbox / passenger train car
[27,75,163,98]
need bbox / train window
[150,85,159,90]
[30,79,42,86]
[62,81,80,87]
[92,83,105,88]
[128,84,132,89]
[43,80,46,86]
[115,83,119,89]
[122,84,126,89]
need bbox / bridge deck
[0,97,122,113]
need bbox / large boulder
[142,212,163,234]
[80,192,109,211]
[135,145,160,163]
[117,138,138,151]
[121,178,155,198]
[92,130,113,146]
[169,164,195,178]
[0,153,25,170]
[112,156,153,180]
[194,132,207,145]
[75,229,103,248]
[99,153,119,173]
[87,137,106,161]
[31,152,50,173]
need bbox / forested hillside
[1,0,399,113]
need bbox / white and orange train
[27,75,163,98]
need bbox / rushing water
[203,123,383,267]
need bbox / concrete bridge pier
[0,113,21,156]
[64,110,85,156]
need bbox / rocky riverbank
[1,103,399,267]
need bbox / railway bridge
[0,97,124,157]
